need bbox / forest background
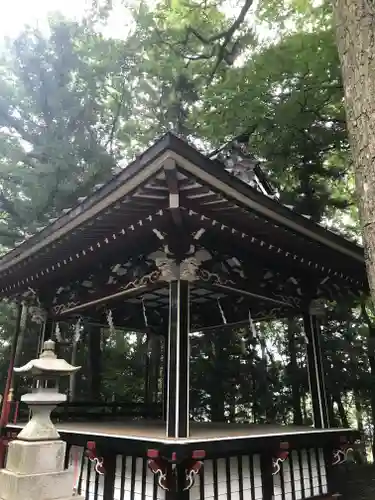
[0,0,374,459]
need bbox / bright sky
[0,0,132,40]
[0,0,84,37]
[0,0,260,41]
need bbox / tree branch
[105,81,127,155]
[0,107,39,147]
[156,0,255,83]
[0,191,25,227]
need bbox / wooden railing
[2,424,353,500]
[52,401,162,421]
[12,401,162,423]
[68,444,332,500]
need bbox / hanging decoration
[54,323,62,343]
[147,449,171,491]
[20,302,28,332]
[183,460,204,490]
[74,317,82,343]
[29,306,46,325]
[217,299,227,324]
[272,450,289,475]
[248,309,257,338]
[85,441,105,475]
[142,298,152,358]
[248,309,267,359]
[332,446,354,466]
[22,288,46,325]
[147,458,169,490]
[106,309,115,335]
[142,297,149,328]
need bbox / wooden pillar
[260,452,274,500]
[102,451,116,500]
[166,280,190,438]
[163,336,169,421]
[323,445,337,495]
[303,312,330,429]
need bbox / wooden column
[303,312,330,429]
[162,335,169,421]
[166,280,190,438]
[102,451,116,500]
[260,453,274,500]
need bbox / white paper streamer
[217,299,227,324]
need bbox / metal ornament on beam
[51,267,162,316]
[149,248,212,282]
[309,299,326,318]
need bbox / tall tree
[332,0,375,299]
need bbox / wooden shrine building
[0,133,367,499]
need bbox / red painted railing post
[0,303,23,467]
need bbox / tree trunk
[209,336,226,422]
[355,392,368,463]
[144,351,150,405]
[302,393,308,423]
[355,392,364,433]
[333,0,375,297]
[287,319,303,425]
[333,392,349,428]
[334,0,375,459]
[12,304,28,398]
[327,393,338,427]
[149,335,161,404]
[360,305,375,459]
[368,350,375,459]
[144,334,162,405]
[14,305,28,365]
[69,339,79,401]
[88,326,102,400]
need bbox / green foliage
[197,28,353,221]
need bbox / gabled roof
[0,132,366,299]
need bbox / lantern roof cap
[14,340,80,376]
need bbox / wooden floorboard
[11,420,354,441]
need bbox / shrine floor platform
[6,420,359,455]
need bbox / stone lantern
[0,340,83,500]
[14,339,80,441]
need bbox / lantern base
[0,468,83,500]
[6,440,66,475]
[0,439,83,500]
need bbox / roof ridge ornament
[208,134,277,198]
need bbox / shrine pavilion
[0,132,366,499]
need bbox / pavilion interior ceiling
[0,133,366,332]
